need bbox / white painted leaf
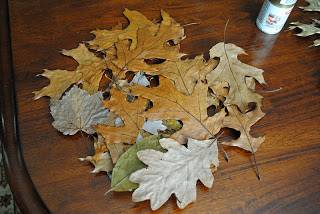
[50,85,110,135]
[129,138,219,210]
[142,120,167,135]
[299,0,320,12]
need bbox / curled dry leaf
[131,77,226,144]
[207,42,266,112]
[289,20,320,37]
[111,135,165,192]
[79,135,113,173]
[149,55,218,95]
[299,0,320,12]
[289,19,320,46]
[34,44,107,100]
[89,9,157,51]
[95,88,148,144]
[113,10,185,73]
[50,86,111,135]
[222,105,265,153]
[130,138,219,210]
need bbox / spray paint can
[256,0,297,34]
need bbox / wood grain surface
[7,0,320,213]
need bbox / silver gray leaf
[50,85,110,135]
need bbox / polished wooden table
[1,0,319,213]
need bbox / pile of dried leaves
[34,9,267,210]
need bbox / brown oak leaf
[131,77,225,144]
[34,44,107,100]
[207,42,266,112]
[89,9,157,51]
[95,88,148,144]
[113,10,185,73]
[222,105,265,153]
[149,55,218,95]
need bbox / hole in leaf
[125,71,135,82]
[86,44,106,59]
[225,107,229,116]
[126,94,137,103]
[247,102,257,112]
[207,105,216,117]
[102,91,111,100]
[99,69,113,91]
[145,100,153,111]
[148,75,160,87]
[105,68,113,78]
[217,100,225,111]
[208,87,214,94]
[167,40,175,46]
[218,128,241,142]
[94,50,106,58]
[144,58,166,65]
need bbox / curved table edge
[0,0,50,213]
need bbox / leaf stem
[223,19,261,180]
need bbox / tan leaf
[113,10,185,73]
[34,70,81,100]
[34,44,107,100]
[289,20,320,37]
[95,88,148,144]
[107,143,131,164]
[289,19,320,47]
[131,77,225,143]
[149,55,218,95]
[89,9,157,51]
[222,105,265,153]
[207,42,266,112]
[79,135,113,173]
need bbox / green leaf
[159,119,183,137]
[111,135,165,192]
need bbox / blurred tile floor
[0,150,20,214]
